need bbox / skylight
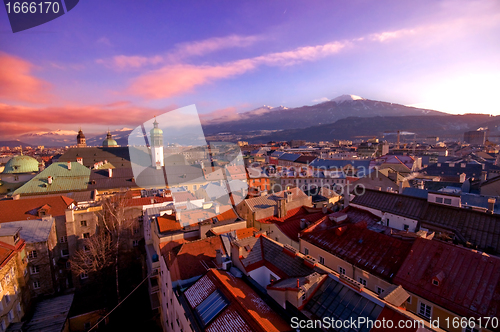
[196,290,228,326]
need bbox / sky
[1,0,500,139]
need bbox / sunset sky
[1,0,500,139]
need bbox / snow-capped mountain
[201,95,445,135]
[332,94,365,103]
[23,129,79,137]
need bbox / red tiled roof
[185,269,290,332]
[301,221,413,282]
[161,236,224,282]
[235,227,258,239]
[0,242,14,268]
[394,238,500,319]
[0,196,75,222]
[0,239,25,268]
[258,206,328,242]
[157,215,182,233]
[303,206,380,234]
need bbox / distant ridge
[201,95,445,135]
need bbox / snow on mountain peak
[332,94,365,103]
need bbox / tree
[70,192,136,301]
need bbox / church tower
[77,129,87,148]
[150,118,164,169]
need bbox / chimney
[108,168,113,178]
[300,219,307,229]
[488,197,496,214]
[67,161,71,170]
[344,193,351,207]
[214,204,220,215]
[297,278,300,288]
[215,249,223,265]
[277,198,287,218]
[76,157,83,165]
[322,204,328,214]
[48,176,53,185]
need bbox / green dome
[3,155,39,174]
[150,127,163,135]
[102,131,118,147]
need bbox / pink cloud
[0,52,52,103]
[97,35,260,71]
[0,122,50,137]
[129,60,256,99]
[129,41,348,99]
[0,102,178,132]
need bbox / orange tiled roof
[185,269,290,332]
[161,236,224,282]
[157,215,182,233]
[0,196,75,223]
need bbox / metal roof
[1,218,54,243]
[13,162,90,195]
[22,294,74,332]
[394,238,500,319]
[304,276,383,331]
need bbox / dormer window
[432,271,445,286]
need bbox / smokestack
[345,193,351,207]
[277,198,287,218]
[67,161,71,170]
[488,197,496,214]
[216,249,222,265]
[108,168,113,178]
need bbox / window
[30,265,40,274]
[339,267,346,275]
[436,197,443,203]
[7,310,13,322]
[4,295,9,304]
[304,247,309,255]
[319,256,325,265]
[376,286,385,295]
[444,198,452,205]
[66,261,71,269]
[0,320,5,332]
[403,224,409,231]
[60,236,67,243]
[80,272,89,279]
[0,300,3,312]
[134,228,139,234]
[81,220,87,227]
[61,249,69,257]
[432,279,439,286]
[419,302,432,319]
[33,281,41,289]
[28,250,37,259]
[407,296,412,304]
[133,240,139,247]
[83,233,90,239]
[359,277,367,286]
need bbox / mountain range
[201,95,445,135]
[9,95,497,146]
